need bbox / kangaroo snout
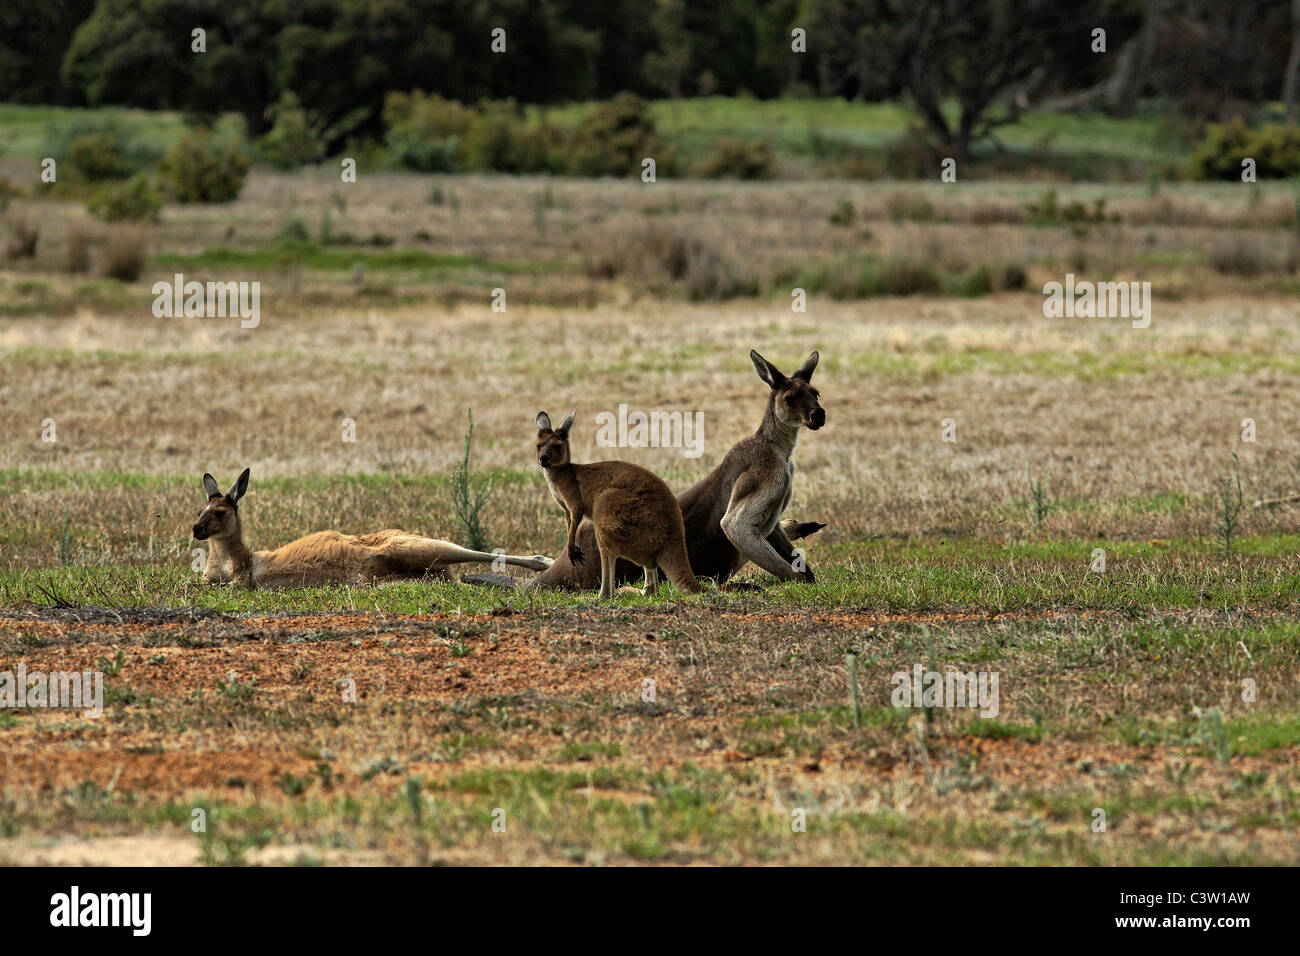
[808,407,826,429]
[192,523,207,540]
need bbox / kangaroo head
[535,410,576,468]
[751,349,825,430]
[193,468,250,540]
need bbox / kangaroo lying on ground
[192,468,552,589]
[466,349,825,591]
[536,411,703,599]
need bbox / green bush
[694,138,774,179]
[1190,119,1300,180]
[257,92,325,169]
[40,118,159,188]
[567,94,672,177]
[384,91,475,172]
[67,132,136,182]
[87,173,162,222]
[158,131,250,203]
[464,100,562,173]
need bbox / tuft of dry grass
[3,209,39,260]
[63,224,93,274]
[100,224,148,281]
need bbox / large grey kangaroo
[468,349,826,591]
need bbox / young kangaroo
[192,468,552,589]
[535,411,703,600]
[466,350,825,592]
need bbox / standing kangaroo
[535,411,703,599]
[192,468,552,589]
[468,350,825,591]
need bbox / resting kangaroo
[192,468,552,589]
[536,411,703,599]
[466,350,825,591]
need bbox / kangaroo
[192,468,552,589]
[535,411,703,600]
[467,350,825,592]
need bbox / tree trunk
[1285,0,1300,122]
[1105,0,1160,116]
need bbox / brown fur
[193,468,551,589]
[535,411,703,599]
[499,350,825,591]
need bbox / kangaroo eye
[785,395,796,405]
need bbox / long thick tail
[657,541,704,594]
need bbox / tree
[811,0,1100,163]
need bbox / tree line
[3,1,1299,159]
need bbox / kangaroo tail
[657,542,704,594]
[459,573,520,590]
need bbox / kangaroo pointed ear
[750,349,786,389]
[227,467,250,503]
[202,473,221,499]
[793,350,820,382]
[557,410,576,436]
[536,411,553,433]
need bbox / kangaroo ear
[793,350,819,382]
[227,467,250,503]
[202,473,221,499]
[557,410,576,436]
[536,411,552,433]
[750,349,786,389]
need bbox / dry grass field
[1,166,1299,865]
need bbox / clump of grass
[1208,237,1268,277]
[1027,461,1051,532]
[828,199,855,226]
[846,653,862,729]
[64,225,93,274]
[100,225,148,281]
[451,409,496,552]
[583,225,754,301]
[885,190,935,223]
[3,211,39,260]
[1216,452,1245,556]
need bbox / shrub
[158,131,250,203]
[882,125,943,179]
[1209,237,1268,277]
[0,176,21,212]
[694,138,774,179]
[384,91,475,172]
[1190,119,1300,180]
[40,118,158,188]
[567,94,671,177]
[64,226,93,274]
[828,199,855,226]
[87,173,162,222]
[67,132,136,182]
[3,211,39,260]
[1024,189,1113,228]
[885,190,935,223]
[583,225,752,300]
[258,92,325,169]
[463,100,562,173]
[101,225,148,281]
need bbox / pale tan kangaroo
[192,468,552,589]
[535,411,703,600]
